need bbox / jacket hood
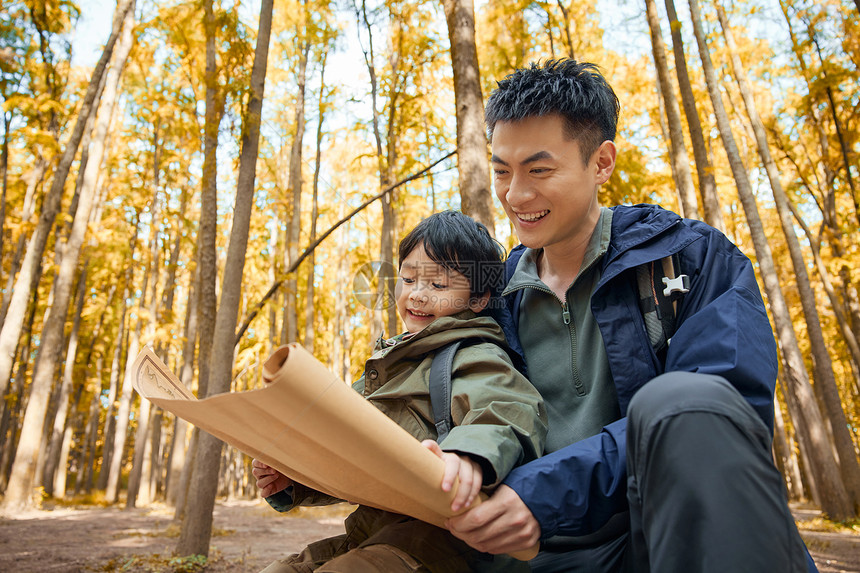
[602,204,702,283]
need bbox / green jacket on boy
[265,310,546,572]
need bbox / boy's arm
[440,342,547,488]
[252,460,344,512]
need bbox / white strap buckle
[662,274,690,297]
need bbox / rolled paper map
[131,343,539,561]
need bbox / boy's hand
[422,439,483,513]
[251,459,292,497]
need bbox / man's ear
[594,140,617,185]
[469,291,491,313]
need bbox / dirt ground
[0,500,857,572]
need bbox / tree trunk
[0,155,47,329]
[776,0,860,379]
[687,0,853,521]
[0,111,9,278]
[810,37,859,227]
[717,4,860,512]
[76,382,102,495]
[0,3,135,512]
[786,200,860,388]
[176,0,273,555]
[43,263,88,497]
[197,0,224,401]
[128,123,167,509]
[773,394,804,501]
[778,370,820,506]
[443,0,495,231]
[166,263,198,506]
[105,318,140,502]
[304,54,328,352]
[125,393,152,508]
[97,243,136,493]
[0,0,134,411]
[358,0,390,340]
[644,0,699,220]
[97,294,127,492]
[332,209,351,382]
[0,290,39,492]
[284,36,309,346]
[664,0,723,232]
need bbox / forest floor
[0,499,858,572]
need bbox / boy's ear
[469,291,491,313]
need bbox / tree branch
[234,150,456,344]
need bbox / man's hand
[251,459,292,498]
[445,484,541,555]
[421,439,483,513]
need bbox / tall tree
[644,0,699,220]
[284,24,309,346]
[443,0,495,231]
[0,0,134,423]
[0,0,136,512]
[176,0,273,556]
[196,0,223,405]
[42,262,88,497]
[357,0,394,339]
[174,0,225,522]
[776,0,860,378]
[687,0,853,520]
[717,3,860,511]
[664,0,723,231]
[304,51,329,352]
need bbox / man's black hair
[398,210,505,300]
[484,58,620,164]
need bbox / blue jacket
[497,204,778,539]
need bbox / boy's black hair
[398,210,505,300]
[484,58,620,164]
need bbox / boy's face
[395,243,482,334]
[490,114,616,256]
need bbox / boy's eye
[432,282,447,290]
[401,277,415,284]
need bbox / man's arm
[452,224,777,551]
[447,419,627,553]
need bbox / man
[446,59,814,572]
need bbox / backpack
[429,255,689,442]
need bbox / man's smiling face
[491,114,614,256]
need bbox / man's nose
[504,174,534,207]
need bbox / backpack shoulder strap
[636,254,690,354]
[429,339,463,443]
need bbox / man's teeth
[519,210,549,222]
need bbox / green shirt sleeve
[439,343,547,488]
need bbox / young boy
[253,210,547,573]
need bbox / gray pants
[531,372,812,573]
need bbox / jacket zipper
[521,285,586,397]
